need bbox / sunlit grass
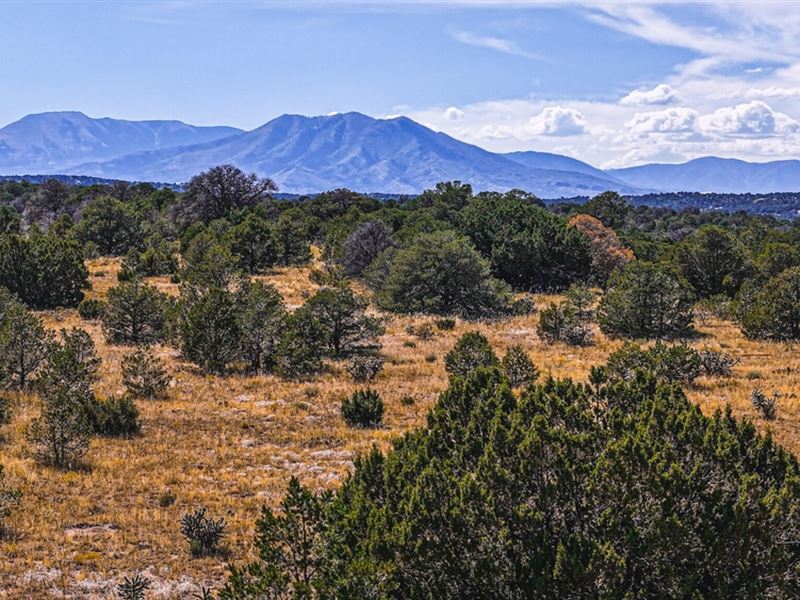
[1,257,798,596]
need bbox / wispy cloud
[449,29,544,60]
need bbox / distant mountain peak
[61,111,642,196]
[608,156,800,193]
[0,112,242,175]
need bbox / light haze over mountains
[2,111,800,197]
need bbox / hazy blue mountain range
[68,112,637,197]
[502,150,625,182]
[0,111,241,175]
[2,111,800,197]
[608,157,800,194]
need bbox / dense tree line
[2,167,799,336]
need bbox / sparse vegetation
[537,285,595,346]
[444,331,498,378]
[344,354,384,383]
[699,347,738,377]
[122,348,170,399]
[180,507,227,557]
[751,388,779,420]
[341,388,384,427]
[0,463,20,536]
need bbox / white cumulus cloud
[444,106,465,120]
[699,101,799,136]
[527,106,587,136]
[626,107,698,133]
[620,83,681,106]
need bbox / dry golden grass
[1,259,799,597]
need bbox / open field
[1,256,799,598]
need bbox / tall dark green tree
[27,337,97,469]
[582,190,630,230]
[378,230,511,319]
[737,266,800,341]
[235,280,286,373]
[273,217,312,267]
[460,193,591,290]
[0,301,51,388]
[179,287,241,374]
[226,213,278,274]
[674,225,751,297]
[74,195,142,256]
[0,229,88,309]
[181,230,240,288]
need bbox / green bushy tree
[501,345,539,388]
[737,267,800,341]
[220,478,329,599]
[225,364,800,597]
[181,230,240,288]
[0,301,51,388]
[603,341,702,385]
[274,308,326,380]
[460,193,592,290]
[598,261,694,339]
[304,285,384,359]
[234,280,287,373]
[102,282,168,345]
[179,287,241,374]
[226,213,278,274]
[273,217,312,267]
[674,225,751,297]
[120,235,178,278]
[378,230,511,319]
[444,331,498,378]
[27,339,97,469]
[74,195,142,256]
[122,348,170,399]
[341,389,384,428]
[0,229,88,308]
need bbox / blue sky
[3,1,800,167]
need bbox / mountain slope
[0,111,242,175]
[503,150,623,181]
[608,157,800,193]
[71,112,639,196]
